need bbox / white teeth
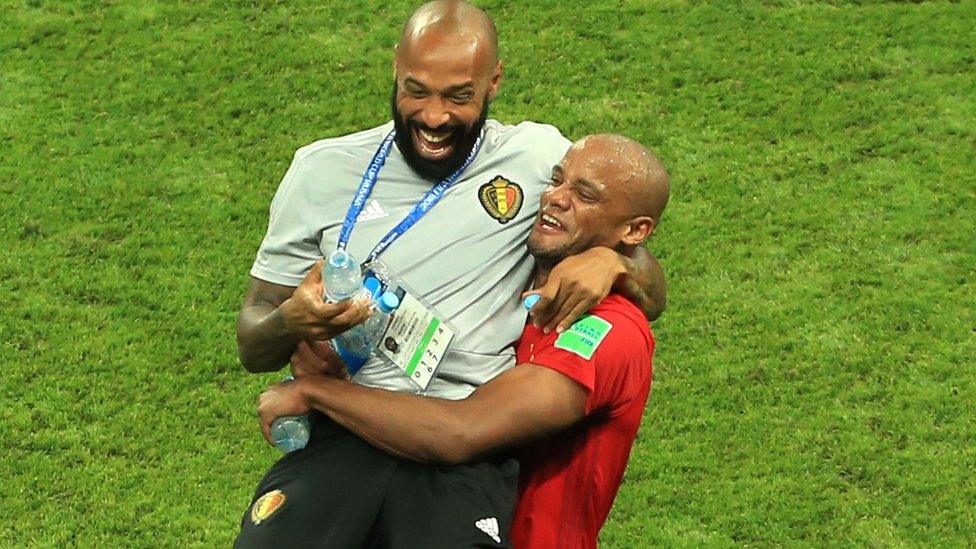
[541,213,563,229]
[419,129,449,144]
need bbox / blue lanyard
[337,128,483,264]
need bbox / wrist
[298,375,335,412]
[610,252,632,290]
[590,244,624,270]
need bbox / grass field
[2,0,974,546]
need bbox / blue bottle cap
[378,292,400,313]
[523,294,541,310]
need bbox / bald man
[235,1,666,547]
[257,135,670,548]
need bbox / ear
[487,60,503,100]
[620,216,655,246]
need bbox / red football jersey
[511,294,654,549]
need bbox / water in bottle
[333,290,400,376]
[270,376,311,453]
[333,327,372,375]
[365,291,400,343]
[322,251,393,376]
[323,249,362,302]
[271,414,311,453]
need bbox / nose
[544,184,571,211]
[418,97,451,129]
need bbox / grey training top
[251,119,571,399]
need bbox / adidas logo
[356,199,388,222]
[474,517,501,544]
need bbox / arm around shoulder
[616,246,667,321]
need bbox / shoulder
[267,122,392,211]
[564,294,652,362]
[291,121,393,170]
[475,120,572,186]
[483,119,572,157]
[488,119,569,141]
[589,294,650,335]
[569,295,653,413]
[522,294,651,414]
[593,295,652,349]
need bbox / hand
[523,247,625,334]
[258,378,312,446]
[279,260,371,341]
[290,339,350,380]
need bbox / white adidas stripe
[474,517,501,543]
[356,199,388,222]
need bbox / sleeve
[249,151,322,287]
[528,309,647,415]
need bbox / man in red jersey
[258,133,669,548]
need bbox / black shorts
[234,413,519,548]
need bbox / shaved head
[528,134,670,266]
[398,1,498,67]
[570,134,670,225]
[391,1,502,181]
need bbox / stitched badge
[250,489,286,525]
[554,314,612,360]
[478,176,523,224]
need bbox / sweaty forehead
[563,140,636,188]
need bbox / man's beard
[391,81,489,181]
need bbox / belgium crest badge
[478,176,523,224]
[250,489,286,525]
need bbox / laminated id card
[363,260,457,391]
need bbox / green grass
[2,0,973,546]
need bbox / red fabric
[510,294,654,549]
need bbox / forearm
[299,377,476,465]
[236,303,300,373]
[615,246,667,321]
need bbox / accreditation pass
[375,291,455,391]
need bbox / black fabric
[234,414,519,549]
[234,414,397,548]
[371,458,519,549]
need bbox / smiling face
[392,19,500,181]
[528,135,662,265]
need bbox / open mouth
[412,125,457,160]
[537,212,566,233]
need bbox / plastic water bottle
[333,326,372,375]
[364,291,400,343]
[329,276,378,376]
[333,290,400,376]
[323,249,362,302]
[270,376,311,453]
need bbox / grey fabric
[251,120,571,399]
